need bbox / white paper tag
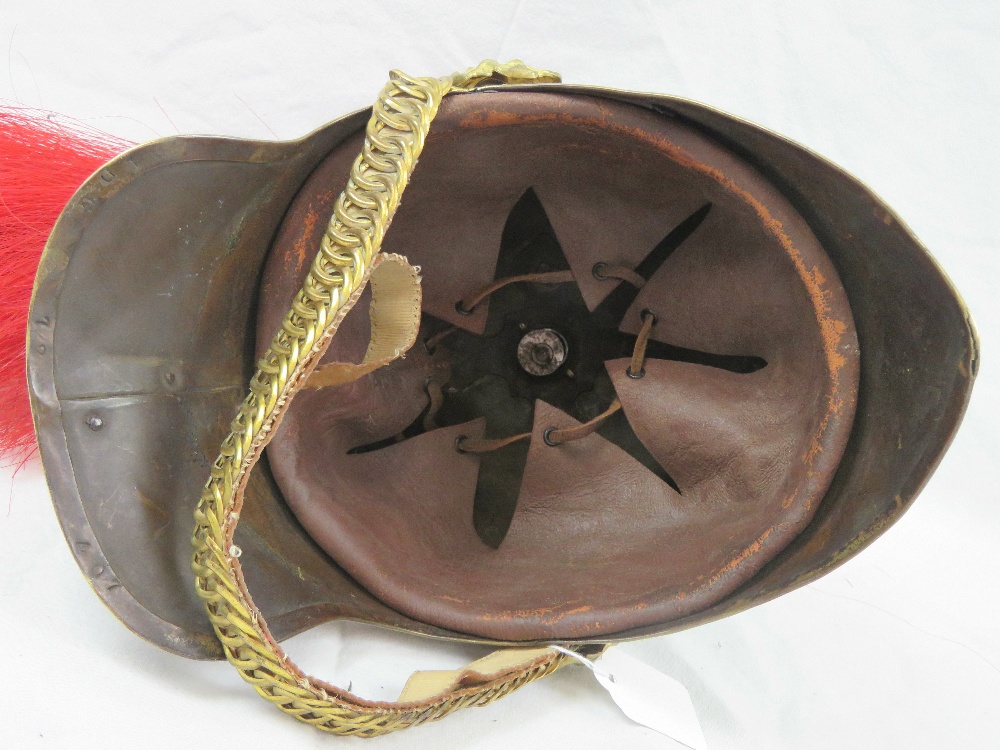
[552,646,707,750]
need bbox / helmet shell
[28,84,976,657]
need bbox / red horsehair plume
[0,104,131,464]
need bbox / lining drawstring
[424,326,458,354]
[628,309,656,378]
[542,399,621,446]
[434,260,653,453]
[455,432,532,453]
[455,399,623,454]
[592,262,646,289]
[456,270,574,314]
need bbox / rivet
[37,344,46,354]
[85,415,104,431]
[517,328,568,377]
[164,372,176,385]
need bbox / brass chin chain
[190,61,565,737]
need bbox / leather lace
[438,263,655,453]
[456,270,574,314]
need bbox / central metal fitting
[517,328,568,376]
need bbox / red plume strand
[0,104,131,464]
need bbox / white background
[1,2,998,748]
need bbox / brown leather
[257,91,860,641]
[29,80,975,658]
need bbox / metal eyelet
[626,366,646,379]
[640,308,658,325]
[455,300,474,316]
[543,428,559,446]
[592,262,609,280]
[454,435,469,453]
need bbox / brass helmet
[27,61,976,735]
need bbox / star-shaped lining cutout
[350,188,766,548]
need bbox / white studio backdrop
[1,2,997,748]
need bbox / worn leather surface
[27,79,975,662]
[259,90,861,640]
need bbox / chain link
[190,61,564,737]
